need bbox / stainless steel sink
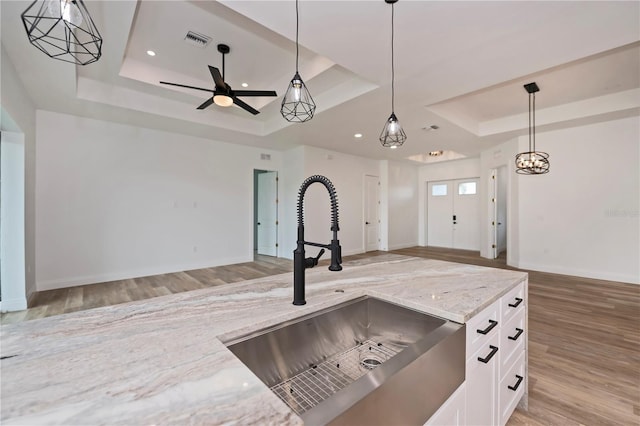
[224,296,465,425]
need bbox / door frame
[253,169,279,258]
[425,176,480,250]
[489,169,498,259]
[363,174,380,252]
[485,166,510,263]
[0,130,27,312]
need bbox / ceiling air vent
[184,31,211,48]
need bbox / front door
[427,178,480,250]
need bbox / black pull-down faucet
[293,175,342,305]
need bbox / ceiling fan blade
[232,97,260,115]
[209,66,226,88]
[233,90,277,97]
[159,81,214,93]
[196,98,214,110]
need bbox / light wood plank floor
[2,247,638,425]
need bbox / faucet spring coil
[297,175,340,231]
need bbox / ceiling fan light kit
[280,0,316,123]
[379,0,407,148]
[159,43,277,115]
[21,0,103,65]
[516,82,550,175]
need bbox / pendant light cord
[528,93,534,153]
[391,2,395,113]
[295,0,299,72]
[528,93,531,152]
[529,93,536,152]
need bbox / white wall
[279,146,305,258]
[300,146,381,258]
[387,160,419,250]
[35,111,283,290]
[1,132,27,311]
[418,158,481,246]
[516,116,639,284]
[1,44,37,304]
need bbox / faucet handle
[305,249,325,268]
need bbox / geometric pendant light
[21,0,102,65]
[280,0,316,123]
[515,82,549,174]
[379,0,407,149]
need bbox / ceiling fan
[160,44,277,115]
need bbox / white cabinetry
[424,280,527,426]
[465,280,527,426]
[425,383,466,426]
[497,282,527,425]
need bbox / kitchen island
[1,255,528,425]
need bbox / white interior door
[364,175,380,252]
[427,178,480,250]
[496,166,508,255]
[489,170,498,259]
[453,178,480,250]
[257,171,278,256]
[427,181,454,248]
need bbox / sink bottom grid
[269,339,400,415]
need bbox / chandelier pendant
[516,82,549,175]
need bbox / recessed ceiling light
[354,133,363,138]
[241,83,249,88]
[146,50,156,57]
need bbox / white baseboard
[0,297,28,312]
[388,242,418,251]
[515,261,639,285]
[35,256,252,291]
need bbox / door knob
[257,222,261,225]
[365,221,370,225]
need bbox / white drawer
[466,300,500,360]
[500,308,526,374]
[501,282,525,324]
[499,350,526,426]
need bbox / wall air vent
[184,31,212,48]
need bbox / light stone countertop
[0,255,527,425]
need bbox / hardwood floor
[2,247,638,425]
[0,254,293,324]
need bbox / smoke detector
[422,125,440,131]
[184,31,212,48]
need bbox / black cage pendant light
[379,0,407,149]
[516,82,549,174]
[21,0,102,65]
[281,0,316,123]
